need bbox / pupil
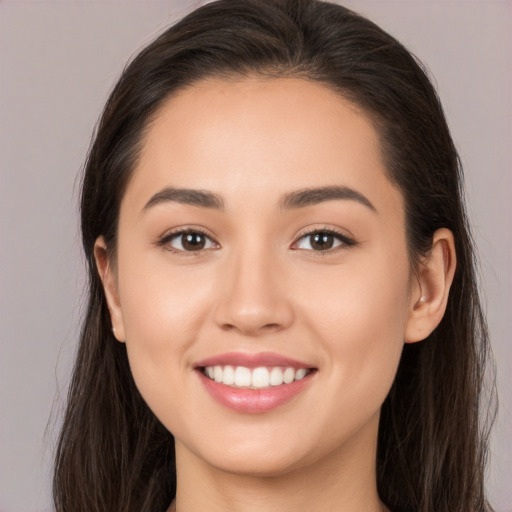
[311,233,333,250]
[183,233,205,251]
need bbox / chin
[199,446,312,478]
[175,418,347,481]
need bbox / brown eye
[165,230,217,252]
[182,232,206,251]
[310,233,335,251]
[293,230,354,252]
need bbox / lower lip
[197,371,314,413]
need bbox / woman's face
[102,77,421,476]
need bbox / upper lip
[194,351,315,369]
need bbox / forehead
[124,77,402,216]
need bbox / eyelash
[156,227,356,255]
[292,227,356,254]
[157,228,219,256]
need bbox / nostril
[219,321,284,336]
[213,294,295,335]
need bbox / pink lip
[194,351,314,370]
[194,351,317,414]
[197,371,315,413]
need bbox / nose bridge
[214,239,293,335]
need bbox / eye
[292,229,355,252]
[160,229,219,253]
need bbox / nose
[213,246,294,337]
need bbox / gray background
[0,0,510,510]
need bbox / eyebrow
[142,187,224,212]
[280,186,376,212]
[141,184,376,214]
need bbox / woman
[53,0,495,511]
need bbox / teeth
[270,367,283,386]
[203,365,311,389]
[252,367,270,388]
[295,368,308,380]
[223,365,235,385]
[234,366,251,387]
[283,367,295,384]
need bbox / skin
[95,77,456,512]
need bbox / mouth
[194,352,317,413]
[199,365,313,389]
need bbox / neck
[171,414,387,512]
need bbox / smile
[202,365,311,389]
[194,352,317,413]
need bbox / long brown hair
[53,1,495,510]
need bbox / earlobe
[405,228,456,343]
[94,237,126,342]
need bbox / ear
[94,236,126,342]
[405,228,457,343]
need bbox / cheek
[298,247,411,341]
[295,250,410,415]
[120,251,212,331]
[116,252,215,390]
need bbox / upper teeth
[204,366,309,389]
